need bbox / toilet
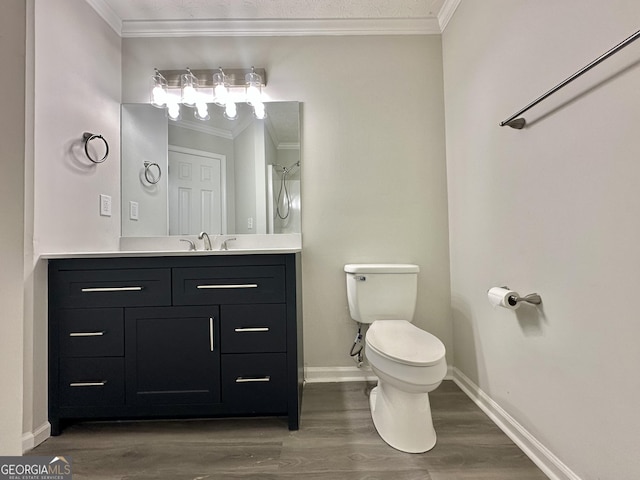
[344,264,447,453]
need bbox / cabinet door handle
[234,327,270,333]
[69,381,107,387]
[209,317,214,352]
[81,286,143,292]
[69,331,105,337]
[196,284,258,289]
[235,376,271,383]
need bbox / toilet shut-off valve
[349,324,364,367]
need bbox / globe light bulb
[212,69,229,107]
[245,69,263,106]
[150,69,168,108]
[195,102,210,121]
[253,101,266,120]
[180,69,199,107]
[224,101,237,120]
[167,102,181,121]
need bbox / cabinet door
[125,306,221,406]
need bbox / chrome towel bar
[501,29,640,129]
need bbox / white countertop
[40,248,301,260]
[40,234,302,259]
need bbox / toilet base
[369,383,437,454]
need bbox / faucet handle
[180,239,197,251]
[220,237,237,251]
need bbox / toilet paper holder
[501,286,542,307]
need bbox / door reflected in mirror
[121,102,301,237]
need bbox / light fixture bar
[158,68,267,88]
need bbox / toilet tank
[344,264,419,324]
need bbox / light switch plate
[100,194,112,217]
[129,201,139,221]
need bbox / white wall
[0,0,26,456]
[121,35,452,370]
[443,1,640,478]
[33,0,121,254]
[22,0,122,449]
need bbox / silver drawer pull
[196,284,258,289]
[235,376,271,383]
[209,317,215,352]
[69,381,107,387]
[81,286,143,292]
[234,327,270,333]
[69,331,105,337]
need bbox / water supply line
[349,323,364,367]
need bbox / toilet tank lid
[344,264,420,274]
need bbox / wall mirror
[121,101,301,237]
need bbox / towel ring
[82,132,109,164]
[143,161,162,185]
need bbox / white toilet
[344,263,447,453]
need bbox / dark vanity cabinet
[48,253,302,435]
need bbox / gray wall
[443,1,640,477]
[121,35,452,371]
[121,104,168,236]
[0,0,26,456]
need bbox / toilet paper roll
[487,287,520,310]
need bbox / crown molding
[437,0,461,32]
[86,0,461,37]
[172,118,233,139]
[85,0,122,36]
[120,18,442,37]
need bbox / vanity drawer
[221,353,287,413]
[51,268,172,308]
[173,266,286,305]
[221,304,286,353]
[59,357,125,407]
[57,308,124,357]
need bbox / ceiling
[87,0,460,37]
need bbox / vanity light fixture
[245,67,262,106]
[150,67,267,122]
[212,67,230,106]
[150,68,168,108]
[180,68,199,107]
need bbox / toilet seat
[366,320,445,367]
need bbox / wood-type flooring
[28,380,548,479]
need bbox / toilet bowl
[365,320,447,453]
[344,264,447,454]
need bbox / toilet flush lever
[355,275,366,281]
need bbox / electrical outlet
[129,201,139,221]
[100,194,112,217]
[247,217,254,229]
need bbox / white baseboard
[22,422,50,453]
[304,366,378,383]
[304,364,455,384]
[451,368,581,480]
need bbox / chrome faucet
[198,232,212,251]
[220,237,236,251]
